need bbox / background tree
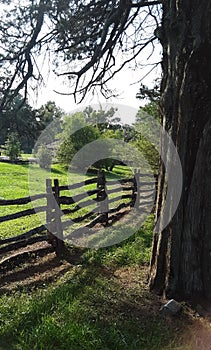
[57,107,126,171]
[4,132,21,161]
[33,100,64,152]
[0,94,40,153]
[83,106,120,132]
[36,101,63,130]
[36,145,52,169]
[132,83,161,173]
[57,112,100,168]
[0,96,63,153]
[93,128,124,171]
[137,82,161,121]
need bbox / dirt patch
[0,241,81,294]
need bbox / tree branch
[0,0,45,112]
[129,1,161,7]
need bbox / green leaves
[57,112,100,167]
[4,132,21,161]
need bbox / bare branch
[0,0,46,112]
[0,0,162,105]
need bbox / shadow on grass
[0,259,189,350]
[51,167,67,175]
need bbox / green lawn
[0,161,207,349]
[0,213,186,350]
[0,265,182,350]
[0,162,134,240]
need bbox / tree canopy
[0,94,40,152]
[57,107,127,170]
[0,96,64,153]
[0,0,161,110]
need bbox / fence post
[46,178,56,247]
[53,179,64,256]
[97,170,109,225]
[136,169,140,208]
[131,169,140,208]
[152,173,159,213]
[131,169,137,207]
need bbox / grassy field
[0,161,133,240]
[0,161,209,349]
[0,215,207,350]
[0,213,197,350]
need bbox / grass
[0,213,189,350]
[0,162,85,238]
[0,232,202,350]
[1,161,208,349]
[0,263,182,350]
[0,162,134,240]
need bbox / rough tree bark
[149,0,211,299]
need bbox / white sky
[0,2,162,124]
[29,59,161,125]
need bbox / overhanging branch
[129,1,161,7]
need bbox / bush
[36,146,52,169]
[4,132,21,161]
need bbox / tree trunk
[149,0,211,299]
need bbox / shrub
[36,145,52,169]
[4,132,21,161]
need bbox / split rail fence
[0,170,157,256]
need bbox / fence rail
[0,193,47,206]
[0,170,158,256]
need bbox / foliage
[33,101,64,154]
[57,108,126,171]
[141,101,160,122]
[0,94,40,153]
[0,97,64,154]
[132,87,161,173]
[57,112,100,168]
[36,101,63,132]
[134,138,159,173]
[92,129,124,171]
[83,106,120,132]
[4,132,21,161]
[136,83,161,104]
[36,145,52,169]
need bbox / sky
[29,59,161,125]
[0,1,162,125]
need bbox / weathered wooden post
[97,170,109,225]
[131,169,140,209]
[53,179,64,256]
[131,169,137,208]
[152,173,159,213]
[136,169,141,209]
[46,178,56,247]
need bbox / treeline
[1,85,161,173]
[0,97,63,155]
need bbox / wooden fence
[0,170,157,256]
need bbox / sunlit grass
[0,262,178,350]
[0,162,134,239]
[0,162,200,350]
